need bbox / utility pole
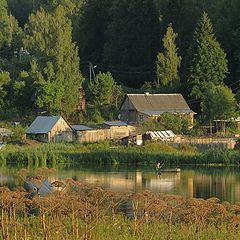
[88,62,97,83]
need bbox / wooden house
[26,116,73,142]
[120,93,195,125]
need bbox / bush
[139,113,191,134]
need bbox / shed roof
[26,116,62,134]
[125,94,193,114]
[71,125,93,131]
[104,121,128,127]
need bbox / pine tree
[187,12,228,99]
[156,23,181,89]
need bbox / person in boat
[156,162,161,173]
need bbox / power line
[95,64,155,74]
[229,79,240,87]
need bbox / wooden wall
[49,117,73,142]
[75,126,130,143]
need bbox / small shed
[103,121,130,140]
[26,116,72,142]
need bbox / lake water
[1,164,240,203]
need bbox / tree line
[0,0,239,124]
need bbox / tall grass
[0,141,239,167]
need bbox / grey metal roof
[104,121,128,126]
[26,116,61,134]
[126,94,191,114]
[71,125,93,131]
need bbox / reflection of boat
[158,168,181,173]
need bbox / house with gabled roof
[120,93,195,124]
[26,116,73,142]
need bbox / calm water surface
[1,164,240,203]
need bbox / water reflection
[1,165,240,203]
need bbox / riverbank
[0,141,239,167]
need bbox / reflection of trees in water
[193,170,239,203]
[3,166,240,203]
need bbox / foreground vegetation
[1,168,240,240]
[0,142,239,168]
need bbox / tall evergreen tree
[24,6,84,116]
[156,23,181,89]
[187,12,228,99]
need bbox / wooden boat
[157,168,181,173]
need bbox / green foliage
[1,0,240,121]
[141,81,155,93]
[188,12,228,99]
[0,0,15,48]
[87,108,104,123]
[201,83,236,122]
[156,23,181,89]
[89,71,117,106]
[139,113,191,134]
[88,71,124,120]
[30,61,64,114]
[0,71,10,110]
[142,142,178,153]
[12,70,34,113]
[1,141,240,167]
[24,6,84,116]
[78,0,111,64]
[103,0,160,87]
[8,124,26,143]
[0,0,22,61]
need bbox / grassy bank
[0,141,239,167]
[1,179,240,240]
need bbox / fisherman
[156,162,161,174]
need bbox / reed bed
[0,141,239,167]
[1,168,240,240]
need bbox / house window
[139,115,144,122]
